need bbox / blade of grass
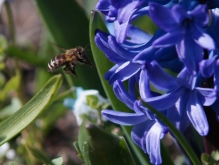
[0,75,62,145]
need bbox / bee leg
[63,65,78,77]
[70,66,78,77]
[71,62,77,69]
[63,65,73,74]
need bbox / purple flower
[94,0,219,164]
[102,80,168,165]
[149,3,215,75]
[96,0,170,43]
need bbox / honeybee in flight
[47,44,93,77]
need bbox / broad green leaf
[73,141,84,161]
[34,0,105,95]
[77,121,136,165]
[26,145,51,164]
[51,157,64,165]
[0,74,62,145]
[89,10,151,165]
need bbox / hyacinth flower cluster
[94,0,219,164]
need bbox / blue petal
[192,24,215,50]
[196,87,217,106]
[114,18,130,43]
[206,26,219,48]
[186,91,209,136]
[143,87,184,110]
[108,61,140,84]
[117,0,139,23]
[95,32,126,63]
[172,4,188,24]
[101,110,146,125]
[126,25,152,44]
[63,98,75,109]
[176,36,203,75]
[153,31,183,48]
[175,94,191,133]
[177,68,197,90]
[134,101,155,120]
[108,35,136,60]
[190,5,208,27]
[113,80,135,109]
[76,87,84,98]
[133,46,158,63]
[139,69,153,100]
[128,75,137,99]
[96,0,111,11]
[166,105,181,130]
[131,120,154,153]
[146,123,163,165]
[147,61,176,91]
[199,56,216,78]
[149,2,177,31]
[105,64,119,81]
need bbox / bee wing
[49,41,67,51]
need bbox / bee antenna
[84,43,91,50]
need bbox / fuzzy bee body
[47,46,93,77]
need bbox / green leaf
[34,0,105,94]
[8,162,19,165]
[26,145,51,164]
[212,150,219,161]
[77,121,136,165]
[73,141,84,161]
[0,71,20,101]
[6,46,47,68]
[0,74,62,145]
[201,153,215,165]
[0,35,8,55]
[51,157,64,165]
[89,10,151,165]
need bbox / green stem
[53,87,76,102]
[5,1,15,45]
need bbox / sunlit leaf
[51,157,64,165]
[0,75,62,145]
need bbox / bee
[47,45,93,77]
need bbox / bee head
[76,46,93,68]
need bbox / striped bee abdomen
[47,54,66,72]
